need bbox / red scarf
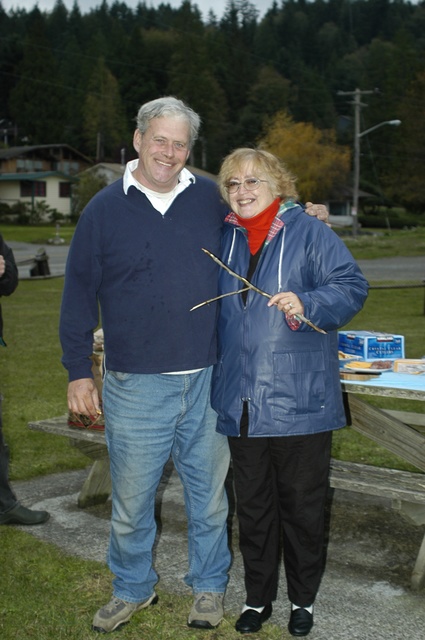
[235,198,281,255]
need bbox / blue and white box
[338,331,405,361]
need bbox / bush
[359,207,425,229]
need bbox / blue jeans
[103,367,231,603]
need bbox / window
[60,161,80,174]
[59,182,71,198]
[20,181,46,197]
[16,159,43,172]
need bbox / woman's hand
[267,292,304,316]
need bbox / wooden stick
[200,248,327,335]
[190,288,249,311]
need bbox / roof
[0,144,92,164]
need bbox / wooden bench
[329,459,425,590]
[28,415,110,509]
[28,414,425,590]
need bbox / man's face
[132,116,191,193]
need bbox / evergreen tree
[9,8,66,143]
[167,1,229,170]
[82,56,129,161]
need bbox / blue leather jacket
[211,203,369,437]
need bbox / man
[59,96,329,634]
[0,234,50,526]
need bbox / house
[325,185,374,228]
[0,144,93,217]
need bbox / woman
[210,149,368,637]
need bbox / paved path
[9,465,425,640]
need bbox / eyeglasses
[224,178,268,194]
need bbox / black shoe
[235,604,273,634]
[288,608,313,637]
[0,504,50,526]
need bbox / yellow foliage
[259,111,351,201]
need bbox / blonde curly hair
[218,148,299,205]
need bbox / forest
[1,0,425,213]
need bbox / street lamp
[352,119,401,237]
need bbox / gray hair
[136,97,201,149]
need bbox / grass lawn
[2,528,285,640]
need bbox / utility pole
[337,88,377,237]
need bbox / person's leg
[0,394,18,514]
[102,371,180,604]
[0,394,49,526]
[229,432,280,607]
[172,368,231,598]
[272,431,332,608]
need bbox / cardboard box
[338,331,405,361]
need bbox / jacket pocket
[272,350,326,417]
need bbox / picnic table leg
[411,532,425,590]
[77,457,112,508]
[71,439,111,508]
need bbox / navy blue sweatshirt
[59,176,228,381]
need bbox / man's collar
[123,160,196,195]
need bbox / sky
[1,0,273,20]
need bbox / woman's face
[227,162,276,219]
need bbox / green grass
[1,528,289,640]
[339,226,425,259]
[0,223,75,244]
[2,278,88,479]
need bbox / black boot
[0,503,50,525]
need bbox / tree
[82,57,129,161]
[167,1,229,171]
[384,68,425,212]
[71,171,108,219]
[236,66,291,147]
[259,110,350,201]
[9,8,66,142]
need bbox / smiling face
[132,116,191,193]
[227,162,276,219]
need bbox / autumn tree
[259,111,350,201]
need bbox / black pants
[0,394,18,514]
[229,426,332,608]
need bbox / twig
[198,248,327,335]
[190,288,250,311]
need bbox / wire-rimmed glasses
[224,178,268,194]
